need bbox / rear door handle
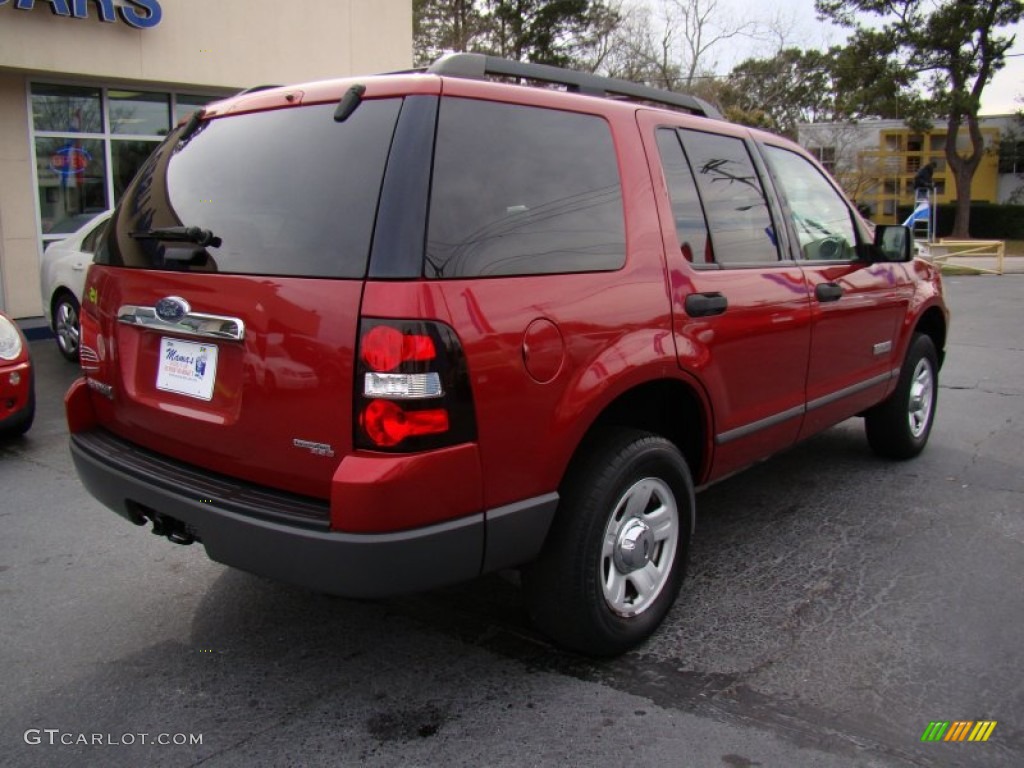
[815,282,843,302]
[684,292,728,317]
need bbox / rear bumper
[70,428,557,598]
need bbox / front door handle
[815,282,843,302]
[685,292,728,317]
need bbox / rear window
[99,99,402,278]
[425,98,625,278]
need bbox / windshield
[98,99,402,278]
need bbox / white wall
[0,0,413,89]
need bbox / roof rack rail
[426,52,721,119]
[235,84,283,96]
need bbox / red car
[0,311,34,438]
[66,54,947,656]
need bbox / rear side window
[426,98,625,278]
[100,100,402,278]
[677,129,779,265]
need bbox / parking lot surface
[1,276,1021,767]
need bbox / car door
[758,143,914,439]
[639,112,813,480]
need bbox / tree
[720,47,839,138]
[414,0,621,69]
[596,0,758,92]
[413,0,489,66]
[485,0,621,67]
[816,0,1024,238]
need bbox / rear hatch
[81,92,404,498]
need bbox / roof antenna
[334,85,366,122]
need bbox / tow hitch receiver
[126,501,199,545]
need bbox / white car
[40,211,111,362]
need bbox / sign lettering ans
[1,0,163,30]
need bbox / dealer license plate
[156,337,218,401]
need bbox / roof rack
[235,84,283,96]
[426,52,721,120]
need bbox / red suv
[67,54,947,656]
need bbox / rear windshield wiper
[130,226,222,248]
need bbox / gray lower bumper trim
[70,434,558,598]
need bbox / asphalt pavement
[1,275,1021,768]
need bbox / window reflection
[656,129,711,264]
[35,137,108,234]
[31,83,102,133]
[765,146,857,261]
[679,130,778,265]
[109,90,171,136]
[427,98,626,278]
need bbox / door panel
[759,144,913,437]
[640,113,813,481]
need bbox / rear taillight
[355,319,476,451]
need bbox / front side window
[678,130,779,265]
[765,145,858,261]
[426,98,625,278]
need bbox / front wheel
[865,333,938,459]
[53,293,81,363]
[523,429,694,657]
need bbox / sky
[670,0,1024,115]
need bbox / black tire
[52,292,81,362]
[523,428,694,657]
[865,333,938,460]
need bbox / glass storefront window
[31,83,102,133]
[112,139,160,201]
[32,83,227,243]
[175,93,220,124]
[35,137,108,234]
[109,90,171,136]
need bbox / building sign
[2,0,162,30]
[49,144,91,179]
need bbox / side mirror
[873,225,914,262]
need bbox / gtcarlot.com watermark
[24,729,202,747]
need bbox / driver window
[765,146,857,261]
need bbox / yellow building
[799,117,1015,225]
[859,125,1002,223]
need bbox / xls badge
[293,439,335,458]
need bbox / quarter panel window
[426,98,626,278]
[678,130,779,265]
[765,145,858,261]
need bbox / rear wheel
[865,333,938,459]
[524,429,693,657]
[53,292,81,362]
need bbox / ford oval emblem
[155,296,190,323]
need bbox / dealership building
[0,0,412,319]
